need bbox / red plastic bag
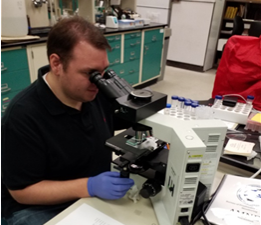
[212,35,261,110]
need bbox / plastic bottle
[171,95,178,109]
[190,103,199,118]
[177,97,185,109]
[246,95,254,105]
[184,101,192,115]
[213,95,222,108]
[164,103,171,115]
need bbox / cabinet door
[142,29,164,82]
[106,34,122,69]
[27,43,49,82]
[1,47,31,116]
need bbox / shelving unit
[215,0,261,63]
[219,0,261,38]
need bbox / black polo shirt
[1,66,116,218]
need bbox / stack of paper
[224,139,255,156]
[205,174,261,225]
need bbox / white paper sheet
[56,203,124,225]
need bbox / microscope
[90,70,227,225]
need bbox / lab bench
[1,23,167,117]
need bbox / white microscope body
[139,113,227,225]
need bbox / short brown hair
[47,16,111,70]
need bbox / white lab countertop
[44,161,260,225]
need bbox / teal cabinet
[1,48,30,116]
[105,28,164,86]
[142,28,164,82]
[106,34,121,68]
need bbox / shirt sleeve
[2,109,47,190]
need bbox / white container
[106,16,119,29]
[110,0,121,5]
[118,20,135,29]
[1,0,28,37]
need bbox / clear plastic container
[191,103,199,117]
[213,95,222,108]
[246,95,254,105]
[177,97,185,109]
[244,112,261,133]
[171,95,178,109]
[164,103,171,115]
[184,101,192,115]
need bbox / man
[2,16,134,225]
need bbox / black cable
[201,200,211,225]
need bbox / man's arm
[8,171,135,204]
[8,178,89,205]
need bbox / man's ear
[49,53,63,76]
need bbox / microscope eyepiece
[89,71,103,84]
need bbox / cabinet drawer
[108,49,121,66]
[1,48,29,73]
[144,29,164,44]
[124,31,141,40]
[1,90,21,117]
[124,46,141,63]
[105,34,121,43]
[116,61,140,78]
[1,69,31,93]
[124,38,141,49]
[121,73,139,86]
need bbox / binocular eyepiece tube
[89,69,135,99]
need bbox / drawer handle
[115,45,120,49]
[129,57,136,61]
[114,59,120,63]
[1,88,11,93]
[115,36,121,40]
[2,103,9,111]
[130,51,135,56]
[109,62,115,66]
[144,46,149,55]
[1,62,7,71]
[129,70,135,74]
[130,34,136,37]
[107,37,115,41]
[120,70,125,74]
[130,43,136,47]
[1,84,11,93]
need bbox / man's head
[47,16,111,71]
[46,16,111,106]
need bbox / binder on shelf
[205,174,261,225]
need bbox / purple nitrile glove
[87,171,134,200]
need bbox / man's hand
[87,171,134,200]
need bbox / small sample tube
[164,103,171,115]
[177,96,185,109]
[246,95,254,105]
[171,95,178,108]
[213,95,222,107]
